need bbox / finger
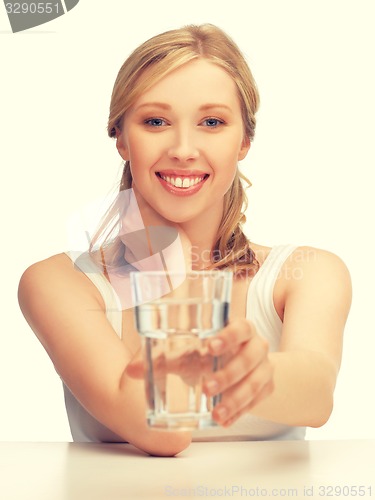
[125,360,144,378]
[219,381,275,427]
[204,334,269,396]
[125,349,145,378]
[127,347,198,382]
[211,359,274,425]
[127,353,169,380]
[207,319,257,357]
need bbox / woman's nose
[167,129,199,162]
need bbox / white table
[0,440,373,499]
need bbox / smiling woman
[115,59,250,233]
[18,24,351,456]
[105,24,260,274]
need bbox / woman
[18,24,351,456]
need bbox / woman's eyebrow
[134,102,171,111]
[133,102,233,112]
[199,104,232,112]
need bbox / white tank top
[63,245,306,442]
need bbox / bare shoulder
[272,246,352,322]
[285,246,352,302]
[19,253,72,278]
[18,253,105,314]
[287,246,351,277]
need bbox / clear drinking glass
[130,270,232,430]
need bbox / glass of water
[130,270,232,430]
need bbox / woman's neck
[179,203,223,270]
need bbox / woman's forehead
[132,59,240,110]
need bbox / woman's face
[116,59,250,224]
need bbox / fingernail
[210,338,224,353]
[205,379,219,395]
[216,406,228,421]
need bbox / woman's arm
[203,247,352,427]
[18,254,191,456]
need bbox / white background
[0,1,374,441]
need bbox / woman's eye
[202,118,224,128]
[144,118,166,127]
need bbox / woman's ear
[238,136,251,161]
[115,127,129,161]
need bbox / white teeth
[159,173,206,188]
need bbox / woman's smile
[156,171,209,196]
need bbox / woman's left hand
[203,319,274,427]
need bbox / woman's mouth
[156,172,209,196]
[157,172,207,188]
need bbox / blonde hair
[92,24,260,275]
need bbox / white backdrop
[1,0,374,441]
